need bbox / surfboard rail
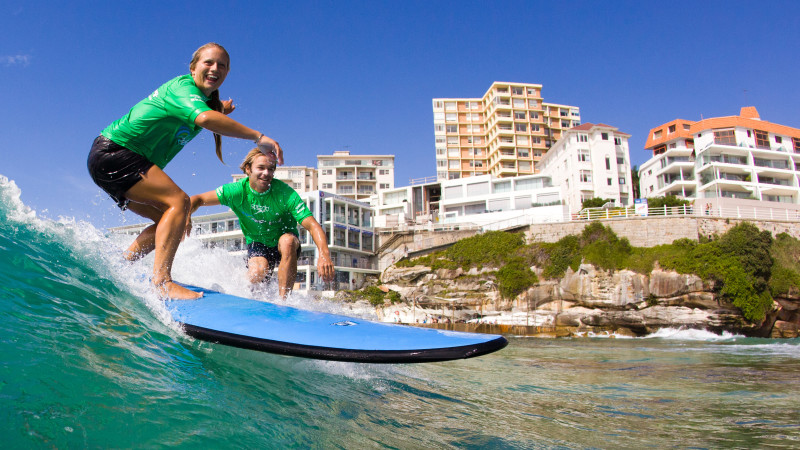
[182,323,508,363]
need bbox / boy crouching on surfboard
[188,149,334,298]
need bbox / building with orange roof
[639,107,800,207]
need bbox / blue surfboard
[164,285,507,363]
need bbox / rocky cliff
[375,264,800,338]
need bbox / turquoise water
[2,174,800,448]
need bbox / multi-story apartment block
[640,107,800,205]
[317,151,395,201]
[538,123,633,214]
[432,81,581,181]
[371,173,565,228]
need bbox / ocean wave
[641,327,745,341]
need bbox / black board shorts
[87,135,154,210]
[247,240,301,269]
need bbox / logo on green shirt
[175,125,192,146]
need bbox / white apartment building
[538,123,633,214]
[433,81,581,181]
[317,151,395,201]
[371,173,566,228]
[640,107,800,206]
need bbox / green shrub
[581,197,614,209]
[769,233,800,296]
[538,235,581,279]
[445,230,525,269]
[646,195,692,209]
[359,286,397,306]
[496,257,538,299]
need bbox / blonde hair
[190,43,230,164]
[240,148,277,173]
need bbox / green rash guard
[216,178,313,247]
[101,74,212,169]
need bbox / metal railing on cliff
[481,203,800,233]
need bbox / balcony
[758,176,792,186]
[753,158,790,170]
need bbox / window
[467,181,489,196]
[619,178,626,185]
[379,169,389,175]
[446,125,457,133]
[493,181,511,193]
[601,132,609,140]
[580,171,592,183]
[514,111,526,120]
[668,125,676,133]
[713,129,736,145]
[683,124,691,130]
[776,136,783,144]
[445,113,457,122]
[518,149,529,158]
[578,149,590,162]
[379,183,390,189]
[433,101,443,109]
[512,87,524,95]
[444,185,463,198]
[322,169,332,175]
[614,137,622,145]
[653,130,662,140]
[605,157,611,170]
[607,178,613,186]
[322,183,333,189]
[755,130,770,149]
[794,137,800,153]
[577,134,588,143]
[515,123,527,132]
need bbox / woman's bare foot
[156,281,203,300]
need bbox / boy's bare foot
[156,281,203,300]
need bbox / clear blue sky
[3,0,799,229]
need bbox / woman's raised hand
[257,134,284,165]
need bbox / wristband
[254,133,264,144]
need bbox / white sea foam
[641,327,744,341]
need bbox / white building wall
[539,124,633,214]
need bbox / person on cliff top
[87,43,282,300]
[188,149,334,299]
